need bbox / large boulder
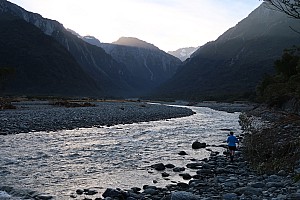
[192,141,207,149]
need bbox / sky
[8,0,262,52]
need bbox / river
[0,105,241,199]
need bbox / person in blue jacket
[227,131,239,161]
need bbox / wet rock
[223,193,238,200]
[234,186,262,196]
[151,163,166,171]
[130,187,141,193]
[76,189,84,195]
[277,170,287,176]
[249,182,265,188]
[177,182,189,189]
[84,188,98,195]
[173,167,185,172]
[102,188,123,199]
[162,172,170,177]
[178,151,188,155]
[266,182,284,188]
[165,164,175,168]
[179,173,192,180]
[196,169,213,175]
[35,194,53,200]
[186,163,202,169]
[143,188,158,195]
[171,191,200,200]
[192,141,206,149]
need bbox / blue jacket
[227,135,239,147]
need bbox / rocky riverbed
[97,151,300,200]
[2,148,300,200]
[1,102,300,200]
[0,101,194,135]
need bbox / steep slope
[168,47,198,61]
[0,13,100,97]
[155,3,300,100]
[0,0,134,97]
[84,37,182,94]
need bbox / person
[227,131,239,162]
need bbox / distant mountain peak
[168,47,199,61]
[82,35,101,47]
[113,37,159,50]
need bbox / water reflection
[0,106,241,199]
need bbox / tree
[263,0,300,19]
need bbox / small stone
[165,164,175,168]
[171,191,200,200]
[162,172,170,177]
[234,186,262,196]
[173,167,185,172]
[76,189,84,195]
[143,188,158,195]
[84,189,98,195]
[35,194,53,200]
[131,187,141,193]
[266,182,284,188]
[177,182,189,189]
[178,151,188,155]
[223,193,238,200]
[250,182,265,188]
[277,170,286,176]
[186,163,202,169]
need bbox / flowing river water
[0,105,241,199]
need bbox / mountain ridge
[0,0,137,97]
[0,12,100,97]
[154,3,300,100]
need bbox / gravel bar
[0,101,194,135]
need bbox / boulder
[179,173,192,180]
[192,141,206,149]
[151,163,166,171]
[102,188,123,198]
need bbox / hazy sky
[8,0,262,51]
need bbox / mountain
[154,3,300,101]
[168,47,198,61]
[112,37,159,50]
[0,0,135,97]
[82,35,101,47]
[0,13,100,97]
[84,37,182,95]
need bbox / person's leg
[229,146,236,162]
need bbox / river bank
[0,101,194,135]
